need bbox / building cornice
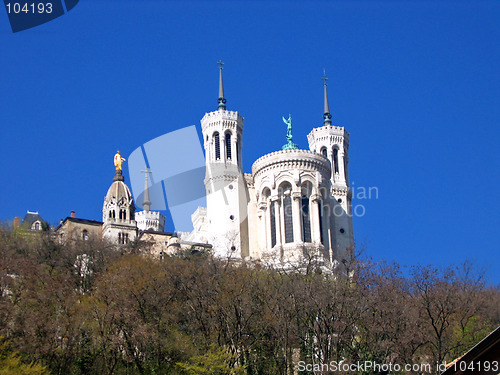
[252,149,331,177]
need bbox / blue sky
[1,1,498,283]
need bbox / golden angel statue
[114,150,126,171]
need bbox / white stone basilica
[56,65,354,270]
[183,65,354,269]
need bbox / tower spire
[322,70,332,125]
[141,168,152,212]
[217,60,226,110]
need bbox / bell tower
[102,151,137,245]
[307,73,354,263]
[200,62,249,258]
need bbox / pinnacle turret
[217,60,226,110]
[322,71,332,126]
[141,168,152,212]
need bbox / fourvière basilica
[26,65,354,270]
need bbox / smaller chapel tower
[201,62,249,258]
[102,151,137,245]
[307,74,354,263]
[135,168,166,232]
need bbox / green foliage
[0,229,498,375]
[449,315,495,359]
[0,338,49,375]
[176,345,245,375]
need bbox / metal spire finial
[217,60,226,110]
[141,168,152,212]
[322,69,332,125]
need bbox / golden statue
[114,150,126,171]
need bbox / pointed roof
[322,71,332,125]
[141,168,152,212]
[22,211,44,228]
[105,180,133,204]
[217,60,226,110]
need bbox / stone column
[344,150,349,183]
[310,194,322,244]
[338,148,346,184]
[327,148,335,183]
[271,195,281,247]
[236,132,242,168]
[266,199,272,250]
[221,133,227,163]
[279,195,285,246]
[323,198,333,262]
[231,135,237,164]
[207,137,211,162]
[258,201,267,254]
[292,191,303,243]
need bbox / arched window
[34,222,40,230]
[301,196,311,243]
[262,188,275,248]
[318,200,324,244]
[225,133,232,160]
[280,183,294,244]
[82,230,88,241]
[214,132,220,160]
[236,140,239,163]
[118,232,129,245]
[284,195,293,243]
[269,203,276,247]
[321,147,327,158]
[301,183,313,243]
[333,148,339,174]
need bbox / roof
[21,211,44,227]
[105,180,133,203]
[441,325,500,375]
[55,217,103,231]
[179,240,213,249]
[138,230,175,238]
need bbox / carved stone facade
[56,217,102,243]
[248,149,334,266]
[200,108,249,258]
[53,69,354,270]
[187,99,354,269]
[136,210,165,232]
[307,125,354,262]
[102,173,137,245]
